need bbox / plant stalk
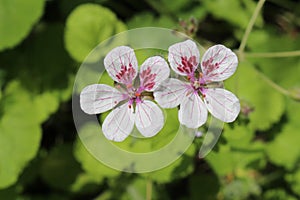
[146,178,152,200]
[245,50,300,58]
[238,0,266,58]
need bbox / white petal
[178,92,208,129]
[135,100,164,137]
[168,40,200,76]
[204,88,240,122]
[139,56,170,91]
[201,44,238,82]
[80,84,126,114]
[104,46,138,86]
[102,103,135,142]
[154,78,190,108]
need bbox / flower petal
[204,88,240,122]
[102,103,135,142]
[178,92,208,129]
[139,56,170,91]
[201,44,238,82]
[104,46,138,86]
[80,84,127,114]
[168,40,200,76]
[154,78,190,108]
[135,100,164,137]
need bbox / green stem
[146,178,152,200]
[238,0,266,58]
[252,67,289,96]
[244,50,300,58]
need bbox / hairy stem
[146,178,152,200]
[245,50,300,58]
[252,67,289,96]
[238,0,266,58]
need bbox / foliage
[0,0,300,199]
[0,0,45,51]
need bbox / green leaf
[202,0,263,29]
[285,169,300,196]
[225,61,285,131]
[59,0,108,18]
[263,189,298,200]
[118,177,158,200]
[142,142,195,183]
[266,122,300,170]
[98,71,114,87]
[265,97,300,170]
[0,23,74,100]
[70,173,101,194]
[95,191,113,200]
[223,124,254,149]
[286,99,300,125]
[0,81,58,188]
[0,0,45,51]
[0,69,5,94]
[222,178,261,200]
[206,125,265,177]
[64,3,127,63]
[247,30,300,89]
[134,48,168,66]
[40,144,82,191]
[74,126,120,183]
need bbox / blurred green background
[1,0,300,199]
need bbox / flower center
[127,87,143,109]
[188,72,207,98]
[193,80,200,89]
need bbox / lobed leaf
[0,0,45,51]
[64,4,127,63]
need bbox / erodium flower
[154,40,240,129]
[80,46,170,142]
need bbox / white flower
[154,40,240,129]
[80,46,170,142]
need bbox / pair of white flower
[80,40,240,142]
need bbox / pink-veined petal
[80,84,127,114]
[168,40,200,76]
[139,56,170,91]
[104,46,138,86]
[154,78,190,108]
[135,100,164,137]
[204,88,240,122]
[102,103,135,142]
[178,92,208,129]
[201,44,238,82]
